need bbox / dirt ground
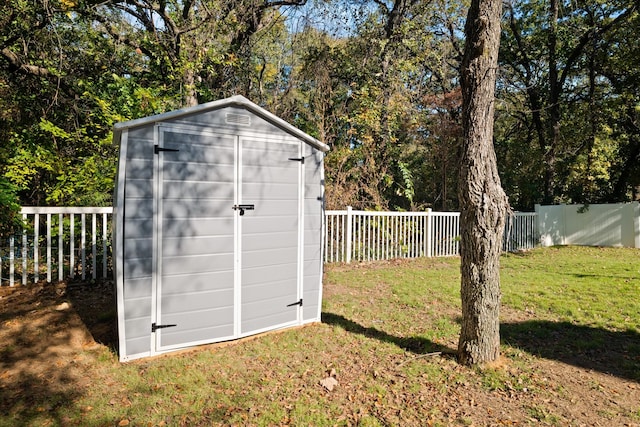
[1,280,639,426]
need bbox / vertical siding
[122,126,155,357]
[302,147,324,322]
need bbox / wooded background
[1,0,638,228]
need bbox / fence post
[346,206,353,264]
[426,208,432,258]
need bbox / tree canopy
[1,0,638,211]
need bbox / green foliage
[498,0,639,207]
[0,176,21,238]
[396,161,415,206]
[0,0,638,210]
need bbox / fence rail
[1,206,538,286]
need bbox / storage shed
[112,95,329,362]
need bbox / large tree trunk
[458,0,509,365]
[544,0,560,204]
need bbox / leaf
[319,376,339,391]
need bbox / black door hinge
[287,298,303,307]
[288,157,305,164]
[154,145,180,154]
[152,323,177,332]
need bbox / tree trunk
[458,0,509,366]
[183,67,198,107]
[545,0,560,204]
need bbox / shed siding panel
[161,323,234,348]
[125,335,152,357]
[123,255,152,280]
[302,148,324,322]
[122,128,155,358]
[125,277,153,300]
[125,158,154,180]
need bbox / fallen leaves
[319,367,339,391]
[319,376,339,391]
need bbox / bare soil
[1,280,639,426]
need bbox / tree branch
[1,47,50,76]
[559,4,637,90]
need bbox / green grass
[2,246,639,426]
[501,246,640,332]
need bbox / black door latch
[154,145,180,154]
[232,204,255,216]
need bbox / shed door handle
[232,204,255,216]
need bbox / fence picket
[34,214,39,283]
[70,214,75,278]
[103,213,108,278]
[22,215,27,286]
[58,213,63,282]
[92,213,97,280]
[9,235,14,286]
[81,213,86,281]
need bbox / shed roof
[113,95,330,152]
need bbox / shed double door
[154,127,302,352]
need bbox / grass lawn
[1,246,639,426]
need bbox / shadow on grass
[66,280,118,351]
[501,321,640,382]
[561,272,639,281]
[0,290,87,426]
[322,312,456,356]
[0,280,120,426]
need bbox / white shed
[112,95,329,361]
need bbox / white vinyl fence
[503,212,538,252]
[324,207,538,263]
[0,207,113,286]
[1,206,538,286]
[536,202,640,248]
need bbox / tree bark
[458,0,509,365]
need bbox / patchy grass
[0,246,639,426]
